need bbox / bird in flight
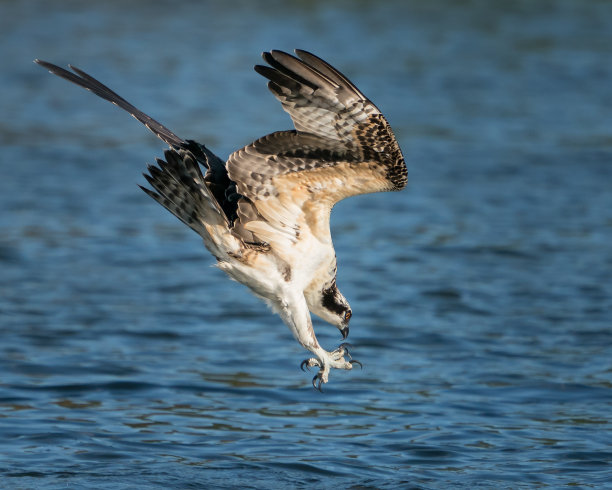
[35,50,407,390]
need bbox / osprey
[36,50,407,389]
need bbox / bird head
[310,283,352,340]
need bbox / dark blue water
[2,0,612,487]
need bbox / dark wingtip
[67,64,84,75]
[261,51,274,65]
[294,48,312,58]
[253,65,269,77]
[34,59,54,70]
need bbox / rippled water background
[2,0,611,487]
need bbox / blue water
[2,0,612,487]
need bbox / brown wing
[34,59,242,231]
[227,50,407,247]
[34,59,185,148]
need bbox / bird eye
[344,310,352,322]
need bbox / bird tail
[140,149,241,260]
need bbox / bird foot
[300,343,362,391]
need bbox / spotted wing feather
[228,50,407,246]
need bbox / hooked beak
[340,325,349,340]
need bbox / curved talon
[301,358,321,372]
[349,359,363,369]
[337,342,353,358]
[303,345,359,390]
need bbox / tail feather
[142,149,238,258]
[143,166,205,229]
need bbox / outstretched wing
[227,49,407,248]
[34,59,186,148]
[34,59,241,229]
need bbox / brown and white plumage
[35,49,407,389]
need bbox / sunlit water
[1,1,611,487]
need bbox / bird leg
[275,291,361,390]
[300,343,362,390]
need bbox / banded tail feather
[140,149,230,259]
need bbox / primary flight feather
[35,50,407,390]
